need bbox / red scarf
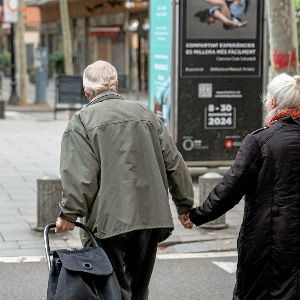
[268,107,300,125]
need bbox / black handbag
[44,222,122,300]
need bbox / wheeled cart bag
[44,222,122,300]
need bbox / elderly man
[55,60,194,299]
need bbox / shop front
[31,0,149,93]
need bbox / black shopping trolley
[44,222,122,300]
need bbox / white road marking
[5,111,33,120]
[156,251,237,260]
[0,256,46,263]
[212,261,237,274]
[0,251,238,263]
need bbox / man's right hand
[55,217,75,233]
[178,213,193,229]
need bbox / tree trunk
[59,0,74,75]
[268,0,299,75]
[17,0,27,105]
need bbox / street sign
[173,0,265,165]
[3,0,18,23]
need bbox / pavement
[0,76,244,258]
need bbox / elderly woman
[188,73,300,299]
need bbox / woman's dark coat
[189,117,300,300]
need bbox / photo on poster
[185,0,257,40]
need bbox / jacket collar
[292,118,300,126]
[86,90,124,108]
[277,116,300,126]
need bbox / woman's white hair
[83,60,118,96]
[263,73,300,122]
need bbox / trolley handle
[44,222,99,271]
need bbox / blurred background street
[1,0,300,299]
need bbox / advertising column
[176,0,265,164]
[149,0,172,127]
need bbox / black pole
[8,23,18,105]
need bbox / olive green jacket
[59,91,194,243]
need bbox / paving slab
[0,248,45,257]
[0,223,39,241]
[0,208,21,217]
[0,195,14,203]
[17,240,46,249]
[10,200,37,209]
[0,241,19,249]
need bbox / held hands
[56,213,194,232]
[55,217,75,233]
[178,212,193,229]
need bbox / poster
[149,0,172,127]
[3,0,18,23]
[176,0,265,164]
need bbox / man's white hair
[83,60,118,95]
[263,73,300,122]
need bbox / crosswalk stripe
[0,256,46,263]
[157,251,237,260]
[212,261,237,274]
[0,251,238,263]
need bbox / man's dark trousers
[99,229,159,300]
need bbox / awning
[89,25,121,38]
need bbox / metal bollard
[0,100,5,119]
[35,69,47,104]
[36,176,62,231]
[199,172,228,229]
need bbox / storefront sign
[175,0,265,164]
[3,0,18,23]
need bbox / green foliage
[0,51,11,71]
[49,51,65,75]
[29,68,36,75]
[28,67,37,83]
[296,0,300,11]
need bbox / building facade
[0,3,41,73]
[29,0,149,93]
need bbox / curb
[159,235,237,248]
[6,104,53,112]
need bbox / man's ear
[115,80,119,93]
[84,90,93,100]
